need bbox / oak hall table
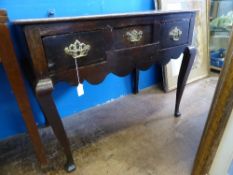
[14,10,196,172]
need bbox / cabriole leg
[35,78,76,172]
[175,47,197,117]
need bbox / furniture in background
[210,0,233,71]
[0,10,47,166]
[14,10,196,172]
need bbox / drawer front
[42,30,112,73]
[160,19,190,48]
[113,24,153,49]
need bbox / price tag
[77,83,84,96]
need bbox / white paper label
[77,83,84,96]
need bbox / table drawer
[113,24,153,49]
[160,19,190,48]
[42,29,112,73]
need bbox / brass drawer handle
[126,29,143,43]
[169,27,183,41]
[64,40,91,59]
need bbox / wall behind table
[0,0,160,140]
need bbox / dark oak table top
[13,10,197,24]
